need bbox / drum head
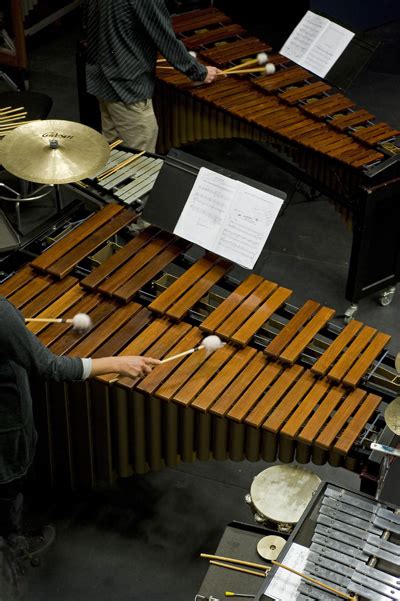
[257,535,286,561]
[250,464,321,524]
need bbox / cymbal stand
[0,180,54,231]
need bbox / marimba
[1,203,398,491]
[154,7,400,315]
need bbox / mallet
[25,313,92,332]
[222,63,276,76]
[160,335,224,364]
[223,52,269,73]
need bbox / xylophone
[0,203,399,491]
[153,7,400,314]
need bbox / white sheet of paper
[280,10,355,78]
[264,543,310,600]
[173,167,283,269]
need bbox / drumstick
[0,106,24,115]
[97,151,146,180]
[200,553,268,571]
[271,561,357,600]
[0,112,27,121]
[159,335,224,364]
[223,52,269,73]
[25,313,92,332]
[209,560,266,578]
[109,138,124,150]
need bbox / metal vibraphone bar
[1,204,398,490]
[153,7,400,311]
[261,483,400,601]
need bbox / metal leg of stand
[0,70,19,91]
[54,185,63,212]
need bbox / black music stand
[142,148,286,272]
[281,10,380,91]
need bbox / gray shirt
[84,0,207,104]
[0,297,85,484]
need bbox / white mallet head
[71,313,92,332]
[202,335,224,356]
[257,52,269,65]
[189,50,197,59]
[265,62,276,75]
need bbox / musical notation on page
[280,10,355,78]
[173,167,283,269]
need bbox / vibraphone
[78,148,164,207]
[261,482,400,601]
[1,203,399,490]
[154,7,400,313]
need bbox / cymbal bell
[0,119,110,184]
[384,397,400,435]
[395,352,400,374]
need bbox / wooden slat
[278,306,335,365]
[209,351,266,416]
[112,239,190,303]
[333,393,382,455]
[311,319,363,376]
[327,325,377,383]
[7,275,51,309]
[137,327,202,395]
[69,302,143,358]
[279,81,332,104]
[315,388,367,450]
[98,232,177,295]
[48,299,117,355]
[278,379,330,439]
[245,364,304,428]
[296,386,345,445]
[183,24,246,50]
[21,276,78,317]
[174,344,237,406]
[26,284,86,335]
[254,66,311,93]
[215,279,278,340]
[227,362,283,422]
[46,209,136,279]
[190,346,257,411]
[92,307,153,358]
[166,260,232,320]
[231,286,292,346]
[264,299,320,358]
[201,273,264,333]
[342,331,391,387]
[0,265,34,297]
[80,227,160,290]
[31,204,123,272]
[263,371,316,434]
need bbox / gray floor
[1,7,400,601]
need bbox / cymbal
[0,119,110,184]
[384,397,400,435]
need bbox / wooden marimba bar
[155,7,400,197]
[0,204,397,490]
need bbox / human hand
[113,355,161,378]
[203,66,224,83]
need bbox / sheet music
[264,543,309,600]
[173,167,283,269]
[280,10,355,78]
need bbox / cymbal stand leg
[375,453,391,501]
[54,184,63,212]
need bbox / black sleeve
[0,298,84,382]
[133,0,208,81]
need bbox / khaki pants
[99,98,159,153]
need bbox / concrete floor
[1,4,400,601]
